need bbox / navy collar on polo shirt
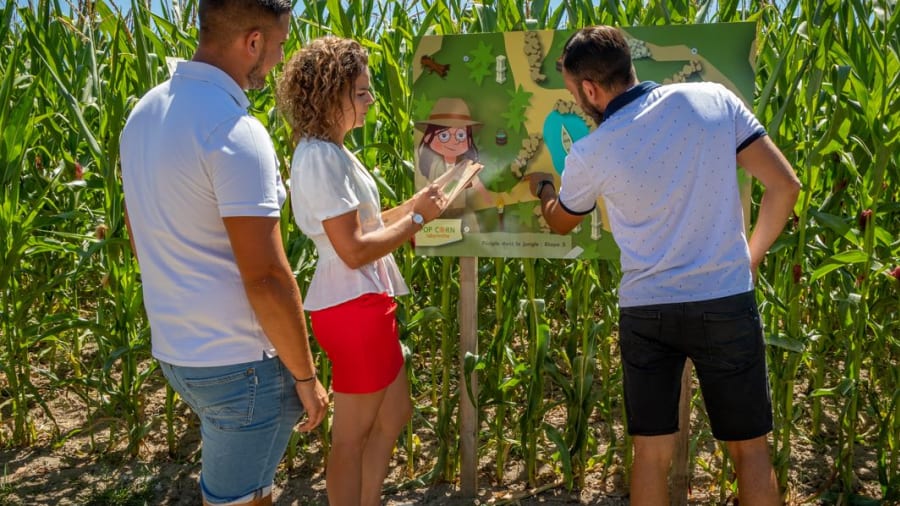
[602,81,660,122]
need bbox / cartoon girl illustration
[415,97,491,231]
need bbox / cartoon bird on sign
[420,54,450,78]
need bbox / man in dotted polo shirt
[530,26,800,505]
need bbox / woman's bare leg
[360,369,412,506]
[326,387,387,506]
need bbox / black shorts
[618,290,773,441]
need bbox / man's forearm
[737,136,801,271]
[243,267,317,379]
[536,182,582,235]
[748,186,800,269]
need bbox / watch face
[413,213,425,225]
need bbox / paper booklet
[432,160,483,210]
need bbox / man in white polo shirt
[120,0,328,504]
[530,26,800,505]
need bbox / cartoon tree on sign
[501,84,533,134]
[465,41,494,86]
[412,96,436,124]
[515,202,537,226]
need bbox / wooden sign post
[458,256,479,496]
[670,359,693,505]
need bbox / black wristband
[537,180,555,198]
[293,373,316,383]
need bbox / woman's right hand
[412,184,446,223]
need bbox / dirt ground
[0,371,886,506]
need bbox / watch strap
[537,179,555,198]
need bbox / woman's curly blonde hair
[276,36,368,144]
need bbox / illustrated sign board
[412,23,758,259]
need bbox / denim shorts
[159,354,304,504]
[618,290,773,441]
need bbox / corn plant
[3,0,899,503]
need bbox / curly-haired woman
[276,36,444,506]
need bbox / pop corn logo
[426,224,456,234]
[416,219,464,247]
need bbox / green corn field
[0,0,898,504]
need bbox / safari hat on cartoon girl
[415,97,483,130]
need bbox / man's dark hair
[559,26,636,91]
[198,0,292,45]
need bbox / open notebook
[432,160,483,210]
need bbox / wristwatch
[412,212,425,227]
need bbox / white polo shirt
[559,81,766,307]
[120,61,286,366]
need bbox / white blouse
[290,138,409,311]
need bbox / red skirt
[310,292,403,394]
